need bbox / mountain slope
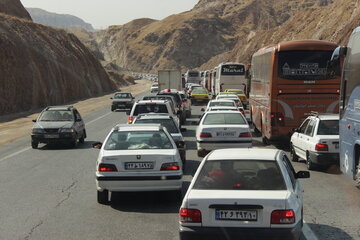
[0,0,32,20]
[27,8,94,31]
[0,1,115,115]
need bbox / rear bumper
[197,140,252,151]
[308,151,339,166]
[96,175,182,192]
[112,102,133,110]
[179,222,302,240]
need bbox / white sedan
[196,111,251,157]
[94,124,183,204]
[179,148,310,240]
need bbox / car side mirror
[293,128,299,133]
[110,97,113,99]
[176,141,185,148]
[180,128,187,132]
[201,108,205,112]
[296,171,310,179]
[132,97,135,99]
[126,110,131,115]
[92,142,102,149]
[32,119,37,122]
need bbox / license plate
[125,162,153,170]
[215,210,257,221]
[216,132,236,137]
[44,134,59,138]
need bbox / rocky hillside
[94,0,359,72]
[0,0,115,115]
[27,8,94,31]
[0,0,32,20]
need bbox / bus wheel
[262,137,270,145]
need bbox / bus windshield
[278,50,333,80]
[221,65,245,76]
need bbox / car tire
[71,138,78,148]
[79,131,85,144]
[262,136,270,145]
[306,152,316,170]
[31,141,38,149]
[181,152,186,167]
[290,144,299,162]
[111,106,115,112]
[97,190,109,204]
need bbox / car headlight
[32,128,45,134]
[60,128,75,133]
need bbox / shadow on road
[305,223,354,240]
[38,140,99,150]
[184,159,200,176]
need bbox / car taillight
[271,210,295,224]
[315,144,328,151]
[240,110,245,115]
[239,132,251,138]
[128,116,133,124]
[98,164,117,172]
[146,102,157,105]
[271,112,285,126]
[160,162,180,171]
[200,132,212,138]
[180,208,202,223]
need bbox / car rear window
[134,119,179,133]
[193,160,286,190]
[114,93,131,99]
[133,104,168,116]
[317,120,339,135]
[104,131,174,150]
[192,89,207,94]
[210,102,235,107]
[203,113,246,125]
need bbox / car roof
[136,100,168,104]
[136,114,173,120]
[210,99,235,102]
[309,114,339,121]
[114,91,131,94]
[209,106,238,110]
[207,148,281,161]
[113,124,163,131]
[204,110,242,115]
[45,106,74,111]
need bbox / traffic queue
[30,37,354,240]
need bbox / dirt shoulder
[0,80,152,146]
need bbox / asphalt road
[0,93,359,240]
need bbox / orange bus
[250,40,340,144]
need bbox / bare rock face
[0,14,115,115]
[0,0,32,20]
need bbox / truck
[158,70,183,92]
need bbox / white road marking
[303,221,319,240]
[0,147,31,163]
[0,112,112,163]
[86,112,112,125]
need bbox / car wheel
[290,144,299,162]
[71,138,78,148]
[181,152,186,167]
[31,141,38,149]
[262,136,270,145]
[306,152,316,170]
[79,133,85,144]
[97,190,109,204]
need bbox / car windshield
[193,160,286,190]
[104,131,174,150]
[192,89,207,94]
[203,113,246,125]
[133,104,168,116]
[114,93,131,99]
[210,102,235,107]
[39,110,74,121]
[317,120,339,135]
[134,119,179,133]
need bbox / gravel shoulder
[0,80,152,146]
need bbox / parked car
[133,114,187,164]
[290,113,339,170]
[196,111,252,157]
[111,92,135,111]
[179,148,310,240]
[150,83,159,93]
[94,124,183,204]
[31,106,86,148]
[127,100,179,126]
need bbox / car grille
[44,128,59,133]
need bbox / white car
[196,111,252,157]
[94,124,183,204]
[150,83,158,93]
[206,106,239,112]
[290,113,339,170]
[205,100,245,115]
[216,94,243,108]
[179,148,310,240]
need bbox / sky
[20,0,199,29]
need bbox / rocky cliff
[0,0,32,20]
[26,8,94,31]
[0,0,115,115]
